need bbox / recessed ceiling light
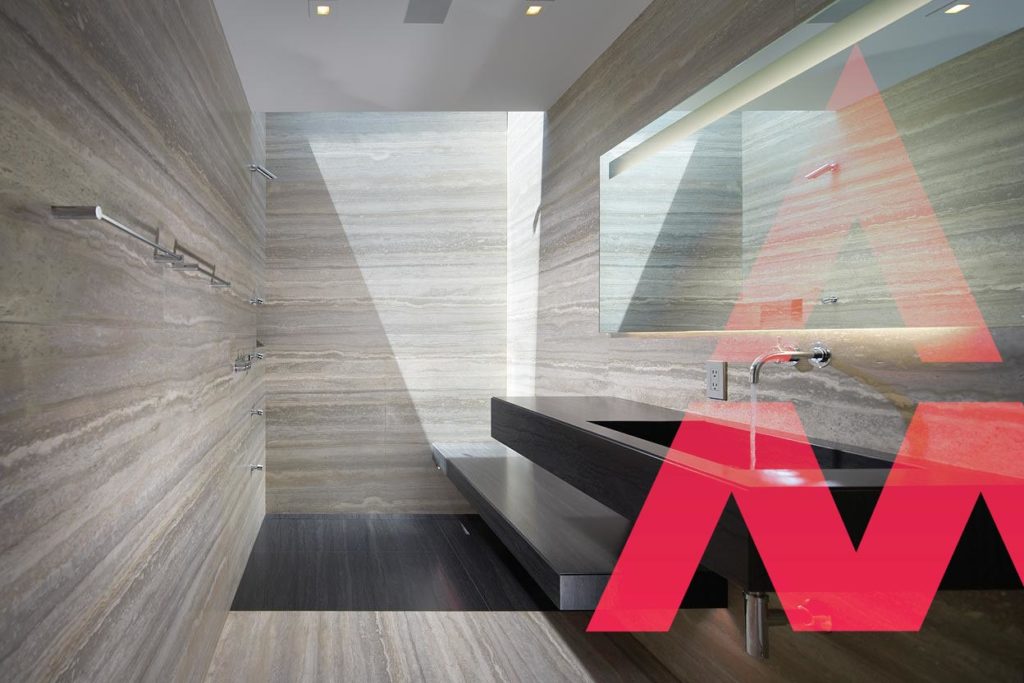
[308,1,334,18]
[525,5,543,16]
[944,3,970,13]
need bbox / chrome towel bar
[52,205,181,262]
[51,205,231,287]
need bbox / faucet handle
[809,341,832,369]
[774,338,800,365]
[776,337,797,350]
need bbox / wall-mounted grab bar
[52,205,182,263]
[248,164,277,181]
[52,205,231,288]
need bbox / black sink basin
[588,420,681,447]
[590,419,896,471]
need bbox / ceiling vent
[404,0,453,24]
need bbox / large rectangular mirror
[599,0,1024,336]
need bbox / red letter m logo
[589,402,1024,632]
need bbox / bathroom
[1,0,1022,680]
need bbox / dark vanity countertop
[493,396,1024,591]
[495,395,913,490]
[497,395,681,447]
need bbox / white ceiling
[212,0,653,112]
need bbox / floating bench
[431,441,726,611]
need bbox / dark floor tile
[365,514,452,554]
[320,551,385,610]
[370,550,488,610]
[262,551,323,610]
[436,516,554,611]
[232,514,545,612]
[250,514,370,554]
[234,549,488,611]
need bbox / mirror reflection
[599,0,1024,337]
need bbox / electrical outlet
[705,360,728,400]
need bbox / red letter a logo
[713,46,1000,363]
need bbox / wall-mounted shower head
[248,164,277,181]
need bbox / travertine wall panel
[262,112,506,513]
[0,0,265,679]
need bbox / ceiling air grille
[403,0,453,24]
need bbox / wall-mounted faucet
[749,341,831,384]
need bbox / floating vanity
[488,396,1020,593]
[434,395,1021,657]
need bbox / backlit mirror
[599,0,1024,339]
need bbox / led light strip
[607,0,930,179]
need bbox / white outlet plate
[705,360,728,400]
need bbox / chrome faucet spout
[749,342,831,384]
